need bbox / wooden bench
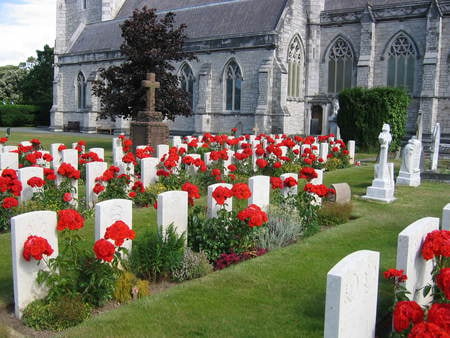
[64,121,80,132]
[96,127,114,135]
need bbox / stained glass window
[180,64,194,108]
[387,34,416,92]
[225,61,242,111]
[288,36,303,98]
[328,38,354,94]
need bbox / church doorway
[310,105,323,135]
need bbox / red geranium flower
[422,230,450,260]
[270,177,283,189]
[437,268,450,300]
[63,193,72,202]
[57,209,84,231]
[58,144,67,151]
[304,183,333,198]
[256,158,268,169]
[283,177,298,188]
[57,163,81,180]
[408,322,450,338]
[212,186,233,205]
[383,269,407,282]
[227,164,237,172]
[231,183,252,200]
[2,197,18,209]
[27,176,45,188]
[393,301,424,332]
[104,220,135,247]
[182,182,201,206]
[428,303,450,332]
[211,168,221,177]
[93,239,115,262]
[93,183,105,194]
[237,204,268,227]
[23,235,53,261]
[128,191,137,198]
[299,167,318,181]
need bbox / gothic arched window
[180,64,194,108]
[82,0,87,9]
[288,36,303,98]
[225,60,242,111]
[328,38,354,94]
[387,34,416,92]
[77,72,87,109]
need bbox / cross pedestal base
[131,120,169,150]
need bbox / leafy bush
[130,224,185,281]
[338,87,410,151]
[257,205,303,250]
[318,202,353,227]
[114,271,150,303]
[171,248,213,282]
[23,296,91,331]
[0,104,39,126]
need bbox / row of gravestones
[11,169,337,319]
[324,203,450,338]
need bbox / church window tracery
[327,38,354,94]
[180,64,194,109]
[77,72,87,109]
[288,35,303,98]
[387,33,416,93]
[225,60,242,111]
[82,0,87,10]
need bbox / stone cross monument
[130,73,169,149]
[363,123,396,203]
[430,123,440,172]
[396,136,422,187]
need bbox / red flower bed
[23,235,54,261]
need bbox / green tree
[0,65,26,104]
[93,7,195,121]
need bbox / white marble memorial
[156,144,169,160]
[0,152,18,170]
[50,143,64,170]
[88,147,105,161]
[141,157,159,187]
[17,167,44,204]
[280,173,298,197]
[157,191,188,239]
[442,203,450,231]
[86,162,108,208]
[207,183,233,218]
[324,250,379,338]
[430,123,440,171]
[248,176,270,211]
[396,137,422,187]
[319,143,329,162]
[348,140,355,165]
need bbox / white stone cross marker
[157,191,188,239]
[396,217,439,306]
[11,211,58,318]
[324,250,380,338]
[95,199,133,253]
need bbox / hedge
[0,104,40,127]
[337,87,410,151]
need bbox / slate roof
[324,0,431,11]
[69,0,287,54]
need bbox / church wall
[436,17,450,134]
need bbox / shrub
[171,248,213,282]
[257,205,303,250]
[0,104,39,126]
[318,202,353,227]
[114,271,150,303]
[130,224,185,281]
[22,299,53,330]
[338,87,410,151]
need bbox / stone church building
[51,0,450,138]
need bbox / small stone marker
[95,199,133,253]
[86,161,108,208]
[89,147,105,161]
[186,153,201,175]
[248,176,270,211]
[157,191,188,239]
[280,173,298,197]
[320,143,329,162]
[156,144,169,160]
[324,250,380,338]
[0,152,18,170]
[17,167,44,204]
[141,157,159,187]
[61,149,78,168]
[442,203,450,230]
[50,143,64,170]
[329,183,351,204]
[396,217,439,306]
[347,140,355,165]
[207,183,233,218]
[172,136,182,147]
[11,211,58,318]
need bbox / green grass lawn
[0,132,448,337]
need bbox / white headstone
[156,144,169,160]
[3,145,18,153]
[324,250,380,338]
[207,183,233,218]
[320,143,329,162]
[88,148,105,161]
[442,203,450,231]
[396,217,439,306]
[363,124,396,203]
[11,211,58,318]
[61,149,78,168]
[396,137,422,187]
[203,152,213,167]
[112,146,124,167]
[310,169,324,185]
[141,157,159,187]
[20,141,32,147]
[95,199,133,253]
[248,176,270,212]
[50,143,64,170]
[348,140,356,165]
[280,173,298,197]
[86,161,108,208]
[172,136,182,147]
[157,191,188,239]
[431,123,440,171]
[0,152,18,170]
[17,167,44,204]
[36,151,51,168]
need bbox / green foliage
[0,104,39,126]
[22,296,91,331]
[171,248,213,282]
[188,207,257,262]
[130,224,185,281]
[257,204,303,250]
[318,202,353,226]
[113,271,150,303]
[0,65,26,104]
[337,87,410,151]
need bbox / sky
[0,0,56,66]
